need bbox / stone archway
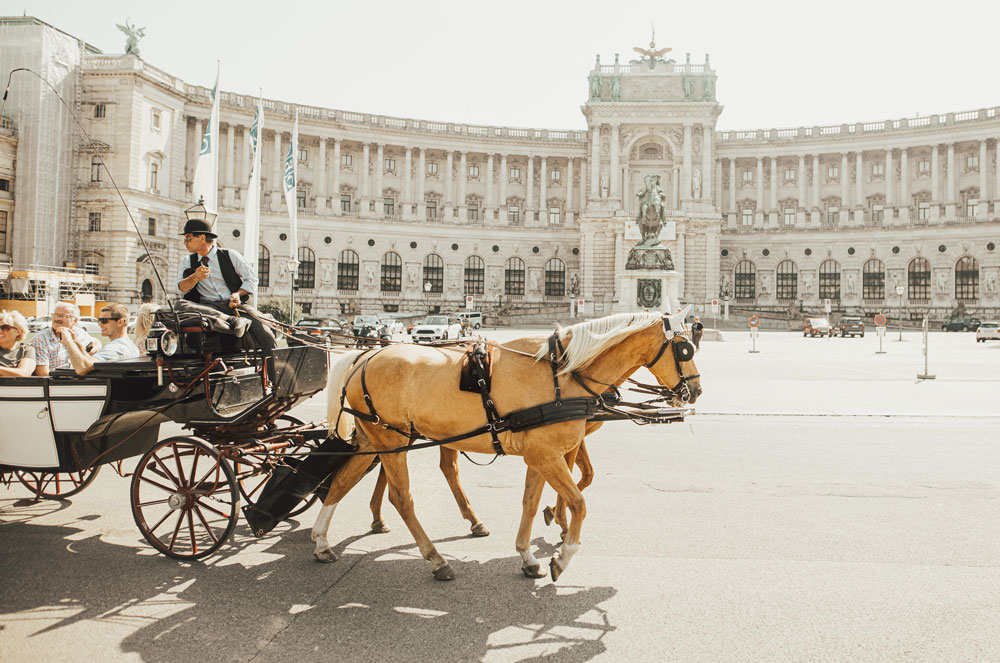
[623,132,678,210]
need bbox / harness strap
[547,333,563,403]
[470,343,505,455]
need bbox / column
[797,155,806,211]
[931,145,940,202]
[316,138,328,214]
[854,152,863,211]
[979,140,988,205]
[672,165,680,208]
[332,139,342,213]
[375,143,384,214]
[946,142,955,204]
[811,154,820,209]
[589,127,600,198]
[526,155,535,220]
[499,154,507,220]
[225,124,236,187]
[403,146,412,218]
[578,159,587,210]
[360,142,371,216]
[755,157,763,222]
[485,153,495,218]
[539,156,548,218]
[444,150,454,217]
[566,157,574,213]
[702,126,712,201]
[610,124,620,199]
[682,123,693,200]
[839,153,849,215]
[769,157,777,211]
[729,159,737,213]
[241,125,250,208]
[715,158,722,209]
[416,148,426,218]
[271,131,282,210]
[885,149,894,208]
[899,147,909,208]
[995,140,1000,207]
[458,151,467,221]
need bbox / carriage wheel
[235,415,319,519]
[16,466,101,499]
[130,436,239,560]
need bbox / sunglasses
[98,317,122,324]
[0,324,13,332]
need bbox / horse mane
[535,311,663,376]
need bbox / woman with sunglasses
[0,310,37,378]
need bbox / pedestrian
[691,316,704,350]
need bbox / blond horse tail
[326,349,364,440]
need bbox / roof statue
[630,24,673,70]
[116,18,146,57]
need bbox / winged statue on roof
[630,24,674,70]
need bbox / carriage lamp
[184,195,217,225]
[145,323,179,358]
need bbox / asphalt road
[2,328,999,662]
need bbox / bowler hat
[179,219,217,238]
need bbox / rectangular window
[784,168,796,183]
[548,207,561,225]
[296,190,306,209]
[467,202,479,221]
[426,200,438,218]
[384,197,395,216]
[88,212,101,232]
[384,157,395,172]
[94,103,106,118]
[917,159,930,174]
[871,163,884,177]
[468,165,479,178]
[827,166,839,179]
[872,205,884,222]
[340,195,352,213]
[298,148,308,162]
[341,154,353,167]
[967,199,979,217]
[151,109,161,130]
[0,178,8,191]
[741,208,753,225]
[783,208,796,225]
[918,202,930,220]
[966,155,979,169]
[826,207,839,225]
[147,217,156,236]
[509,167,520,180]
[91,156,102,182]
[741,170,753,183]
[149,162,158,191]
[550,168,561,182]
[508,205,521,225]
[337,259,358,291]
[427,162,438,175]
[0,210,7,253]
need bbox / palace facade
[1,16,998,321]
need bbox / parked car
[77,316,103,335]
[975,321,1000,342]
[27,316,51,332]
[835,317,865,338]
[941,317,980,332]
[411,315,463,343]
[453,311,483,329]
[288,318,348,346]
[803,317,832,337]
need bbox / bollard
[917,316,935,380]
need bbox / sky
[7,0,1000,131]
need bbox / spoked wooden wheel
[235,414,319,519]
[130,436,239,560]
[17,466,101,499]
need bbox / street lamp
[895,284,905,341]
[424,281,432,314]
[287,258,300,323]
[183,195,217,226]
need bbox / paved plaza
[2,328,999,662]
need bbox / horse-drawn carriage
[0,308,330,559]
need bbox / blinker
[673,340,695,363]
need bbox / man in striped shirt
[30,302,101,375]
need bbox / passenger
[58,303,140,375]
[30,302,102,376]
[0,310,37,377]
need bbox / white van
[454,311,483,329]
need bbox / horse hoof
[432,564,455,581]
[521,563,546,579]
[470,522,490,537]
[549,558,564,582]
[542,506,555,526]
[314,548,338,563]
[370,521,391,534]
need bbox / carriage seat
[153,309,214,334]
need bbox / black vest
[183,249,248,304]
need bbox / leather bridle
[640,316,700,403]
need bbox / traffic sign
[711,298,719,315]
[874,314,887,327]
[824,298,832,313]
[748,316,760,328]
[465,295,473,309]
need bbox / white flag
[192,65,220,214]
[282,111,299,274]
[243,95,263,281]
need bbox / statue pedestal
[616,270,682,313]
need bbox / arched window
[337,249,359,290]
[819,259,840,300]
[295,247,315,290]
[776,260,797,301]
[381,252,402,292]
[423,254,444,293]
[140,279,153,301]
[908,258,930,300]
[505,257,525,296]
[863,259,884,300]
[955,256,979,300]
[734,260,756,300]
[464,256,485,295]
[545,258,566,297]
[258,245,270,288]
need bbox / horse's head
[644,306,702,405]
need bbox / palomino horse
[310,309,700,581]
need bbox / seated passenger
[58,303,140,375]
[0,310,37,377]
[30,302,101,376]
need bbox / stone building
[1,16,997,321]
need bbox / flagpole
[283,109,300,323]
[243,88,263,307]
